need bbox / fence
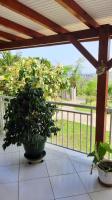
[60,87,76,101]
[48,101,95,154]
[0,96,112,154]
[0,96,13,135]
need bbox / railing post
[108,110,112,158]
[109,111,112,145]
[0,97,5,135]
[90,108,93,152]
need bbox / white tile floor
[0,141,112,200]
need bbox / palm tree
[0,51,21,66]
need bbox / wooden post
[95,26,110,144]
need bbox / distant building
[81,73,95,80]
[82,70,112,81]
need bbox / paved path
[56,105,111,132]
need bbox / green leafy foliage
[82,77,97,105]
[63,58,85,95]
[84,78,97,96]
[0,52,69,99]
[0,51,21,66]
[2,83,59,150]
[108,82,112,98]
[88,142,112,164]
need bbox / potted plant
[88,142,112,186]
[2,82,59,163]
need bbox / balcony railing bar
[0,96,112,155]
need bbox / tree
[18,57,69,99]
[0,51,22,95]
[70,59,83,88]
[0,52,69,99]
[0,51,21,66]
[63,58,84,95]
[84,77,97,104]
[108,82,112,98]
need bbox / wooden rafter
[107,58,112,70]
[0,17,44,38]
[69,36,98,68]
[0,40,5,43]
[55,0,99,29]
[0,0,68,34]
[0,28,99,51]
[0,30,24,41]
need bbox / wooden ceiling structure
[0,0,112,145]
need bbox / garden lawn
[48,120,110,154]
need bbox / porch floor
[0,140,112,200]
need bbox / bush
[3,82,59,150]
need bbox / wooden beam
[0,0,68,34]
[109,25,112,36]
[107,58,112,70]
[95,26,110,144]
[0,41,70,50]
[0,17,44,38]
[0,30,24,41]
[69,36,98,68]
[0,28,99,51]
[55,0,99,29]
[105,25,112,71]
[0,40,5,43]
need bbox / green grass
[75,107,95,113]
[48,120,110,154]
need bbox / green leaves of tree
[0,52,69,99]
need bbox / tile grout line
[45,146,87,200]
[18,148,112,200]
[44,159,56,200]
[55,193,93,200]
[67,152,110,199]
[46,148,88,199]
[67,152,90,195]
[46,147,90,199]
[0,143,109,200]
[18,149,20,200]
[88,193,94,200]
[66,154,96,200]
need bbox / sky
[12,40,112,74]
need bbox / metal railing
[48,101,112,154]
[0,96,112,154]
[0,96,12,135]
[48,101,95,154]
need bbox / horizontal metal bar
[56,108,91,115]
[0,95,14,100]
[47,142,88,155]
[0,96,112,113]
[49,101,112,113]
[49,100,96,110]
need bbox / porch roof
[0,0,112,50]
[0,1,112,145]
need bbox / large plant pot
[97,160,112,186]
[23,135,46,163]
